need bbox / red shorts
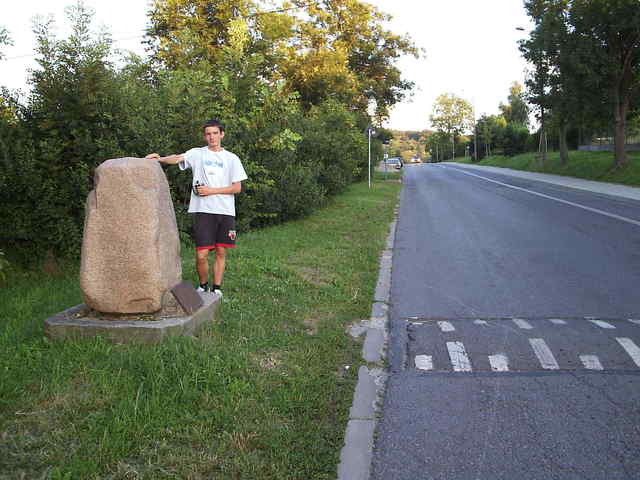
[193,213,237,250]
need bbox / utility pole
[473,103,478,162]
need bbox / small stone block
[337,419,375,480]
[349,366,378,419]
[363,328,386,364]
[171,281,203,315]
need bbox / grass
[452,150,640,187]
[0,172,402,480]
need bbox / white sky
[1,0,533,131]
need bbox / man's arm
[197,181,242,196]
[145,153,184,165]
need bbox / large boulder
[80,157,182,313]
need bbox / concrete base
[44,293,219,345]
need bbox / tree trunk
[559,119,569,166]
[613,88,628,168]
[538,105,547,168]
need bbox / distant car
[384,157,403,170]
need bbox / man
[146,119,247,297]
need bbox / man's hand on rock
[145,153,160,160]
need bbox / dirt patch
[303,316,321,335]
[295,266,330,287]
[253,352,282,371]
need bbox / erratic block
[80,157,181,314]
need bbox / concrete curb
[337,216,397,480]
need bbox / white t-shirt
[179,147,248,216]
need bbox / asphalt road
[370,164,640,480]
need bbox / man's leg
[212,246,226,287]
[196,248,210,285]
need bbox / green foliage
[503,123,531,157]
[0,249,9,286]
[521,0,640,167]
[499,82,530,127]
[0,1,394,263]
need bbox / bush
[503,123,531,156]
[0,7,378,264]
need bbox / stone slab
[337,419,376,480]
[350,366,385,419]
[44,293,219,345]
[363,327,386,364]
[171,280,203,314]
[373,249,392,303]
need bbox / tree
[279,0,419,117]
[146,0,418,119]
[570,0,640,167]
[429,93,474,160]
[522,0,640,168]
[0,25,12,60]
[499,82,530,126]
[18,2,128,255]
[476,114,507,158]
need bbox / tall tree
[146,0,295,71]
[499,82,530,126]
[522,0,640,168]
[429,93,474,160]
[569,0,640,167]
[280,0,418,117]
[146,0,418,119]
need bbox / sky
[1,0,534,131]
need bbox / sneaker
[212,289,223,298]
[196,284,209,293]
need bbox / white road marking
[438,321,455,332]
[549,318,567,325]
[580,355,603,370]
[450,168,640,228]
[513,318,533,329]
[446,341,472,372]
[415,355,433,371]
[474,319,488,325]
[616,338,640,367]
[628,319,640,326]
[489,354,509,372]
[589,319,616,329]
[529,338,559,370]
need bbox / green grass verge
[0,174,401,479]
[452,150,640,187]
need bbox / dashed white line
[415,355,433,371]
[446,341,472,372]
[616,338,640,367]
[529,338,559,370]
[489,354,509,372]
[438,321,455,332]
[474,319,488,325]
[513,318,533,329]
[549,319,567,325]
[580,355,603,370]
[589,319,616,329]
[628,319,640,326]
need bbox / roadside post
[367,126,376,188]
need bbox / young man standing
[146,119,247,296]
